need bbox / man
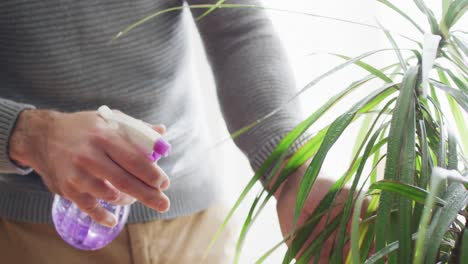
[0,0,347,263]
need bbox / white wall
[187,1,466,263]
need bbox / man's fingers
[76,175,136,205]
[74,173,120,202]
[85,152,170,212]
[65,190,117,227]
[95,131,170,190]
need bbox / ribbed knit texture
[0,0,304,223]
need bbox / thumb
[152,124,166,135]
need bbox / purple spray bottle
[51,105,171,250]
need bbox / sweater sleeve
[187,0,307,172]
[0,98,35,174]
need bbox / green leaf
[360,223,376,262]
[369,180,445,206]
[413,120,432,231]
[377,0,424,33]
[442,66,468,93]
[442,0,451,17]
[352,115,374,158]
[437,69,468,155]
[365,233,418,264]
[414,167,449,264]
[447,95,468,155]
[285,139,387,263]
[461,228,468,264]
[296,214,343,264]
[452,35,468,58]
[283,176,346,263]
[331,54,395,83]
[442,0,468,30]
[376,20,408,71]
[375,66,419,263]
[233,189,260,264]
[333,102,396,263]
[370,129,387,183]
[196,0,226,20]
[441,51,468,77]
[424,183,468,263]
[448,129,458,170]
[396,93,416,263]
[432,81,468,113]
[351,192,368,263]
[413,0,440,34]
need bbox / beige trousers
[0,204,236,264]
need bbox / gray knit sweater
[0,0,303,224]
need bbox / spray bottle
[51,105,171,250]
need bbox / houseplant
[116,0,467,263]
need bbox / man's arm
[3,98,171,226]
[0,98,35,174]
[188,3,355,262]
[188,0,305,173]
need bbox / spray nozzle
[97,105,171,161]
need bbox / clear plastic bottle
[51,106,171,250]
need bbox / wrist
[9,109,56,167]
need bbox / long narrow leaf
[376,20,408,71]
[334,103,396,263]
[351,190,365,264]
[196,0,226,20]
[448,129,458,170]
[414,167,449,264]
[448,96,468,154]
[432,81,468,113]
[375,66,419,263]
[424,183,468,263]
[397,95,416,263]
[413,120,432,231]
[365,233,419,264]
[369,180,445,206]
[332,54,394,83]
[413,0,440,34]
[461,228,468,264]
[377,0,424,33]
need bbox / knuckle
[60,185,75,198]
[113,177,132,192]
[72,153,92,167]
[89,126,109,146]
[79,199,99,212]
[67,174,81,186]
[103,188,120,202]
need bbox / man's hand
[9,109,170,227]
[274,161,351,263]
